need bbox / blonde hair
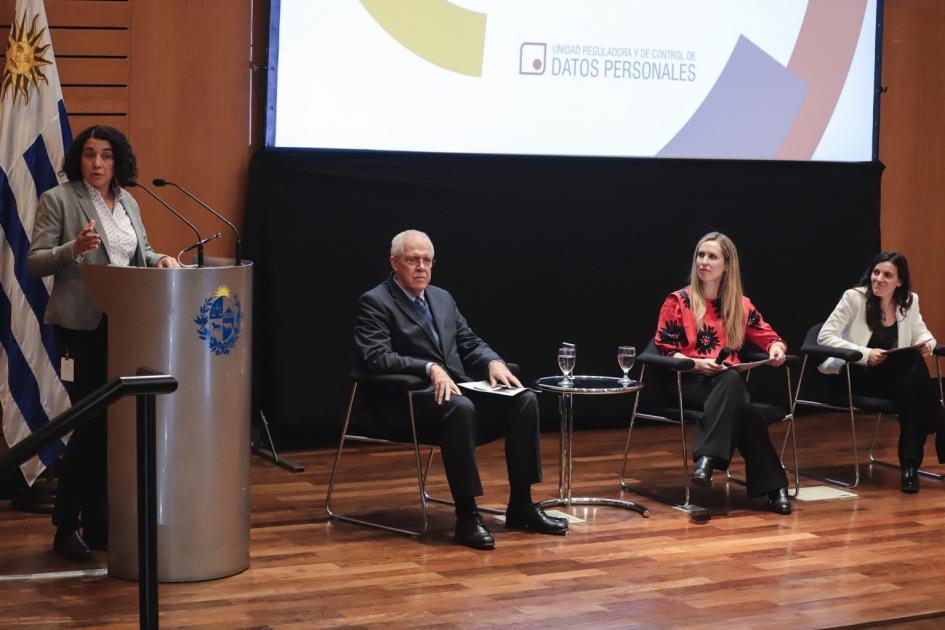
[688,232,745,349]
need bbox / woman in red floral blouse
[654,232,791,514]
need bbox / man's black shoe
[454,512,495,549]
[901,466,919,494]
[505,503,568,535]
[691,456,715,487]
[767,488,792,515]
[53,529,92,562]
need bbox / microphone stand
[153,179,242,265]
[132,182,206,268]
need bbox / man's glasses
[401,256,435,267]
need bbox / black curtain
[245,149,882,447]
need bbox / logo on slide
[195,284,243,356]
[359,0,487,77]
[519,43,546,75]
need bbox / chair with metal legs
[792,322,865,488]
[325,369,505,537]
[793,323,945,488]
[619,340,799,512]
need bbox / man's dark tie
[414,297,440,347]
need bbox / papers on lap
[458,380,527,396]
[726,357,774,372]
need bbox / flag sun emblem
[1,12,52,105]
[195,284,243,356]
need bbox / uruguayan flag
[0,0,72,484]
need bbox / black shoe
[767,488,792,515]
[454,511,495,550]
[691,456,715,488]
[505,503,568,536]
[901,466,919,494]
[83,528,108,552]
[53,529,92,562]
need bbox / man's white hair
[390,229,434,257]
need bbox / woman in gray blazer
[818,252,942,493]
[27,125,178,561]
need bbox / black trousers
[681,369,787,497]
[412,388,543,500]
[52,320,108,539]
[849,351,944,467]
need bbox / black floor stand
[251,410,304,473]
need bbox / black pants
[681,369,787,497]
[52,320,108,540]
[412,388,543,500]
[849,351,944,467]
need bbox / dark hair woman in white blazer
[818,252,942,493]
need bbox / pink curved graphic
[776,0,869,160]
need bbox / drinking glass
[557,346,576,383]
[617,345,636,384]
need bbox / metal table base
[535,377,649,517]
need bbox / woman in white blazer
[27,125,178,562]
[818,252,942,493]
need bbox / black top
[867,321,898,351]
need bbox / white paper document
[458,380,527,397]
[727,357,774,372]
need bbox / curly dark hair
[857,251,913,332]
[61,125,137,192]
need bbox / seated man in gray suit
[355,229,567,549]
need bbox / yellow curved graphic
[360,0,486,77]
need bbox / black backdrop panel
[245,150,882,447]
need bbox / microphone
[181,232,223,254]
[130,182,206,268]
[153,178,242,265]
[715,347,733,365]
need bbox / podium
[83,261,252,582]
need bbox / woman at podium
[27,125,179,562]
[653,232,792,514]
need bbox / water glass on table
[557,346,576,383]
[617,345,636,384]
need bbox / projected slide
[269,0,878,161]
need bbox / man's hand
[158,256,180,268]
[867,348,887,367]
[488,361,523,389]
[430,364,461,404]
[768,342,786,367]
[920,341,933,359]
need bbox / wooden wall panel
[126,0,263,259]
[879,0,945,347]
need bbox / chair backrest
[803,322,824,347]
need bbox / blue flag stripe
[0,170,59,375]
[58,100,73,151]
[24,134,59,198]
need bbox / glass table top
[534,375,642,394]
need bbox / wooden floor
[3,413,945,629]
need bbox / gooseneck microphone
[715,347,733,365]
[130,181,206,268]
[152,178,242,265]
